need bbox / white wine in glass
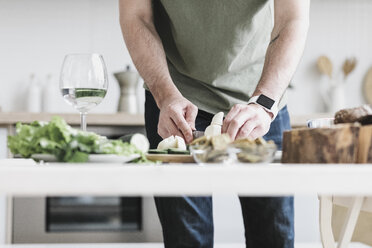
[60,54,108,131]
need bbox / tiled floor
[0,244,370,248]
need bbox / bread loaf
[334,104,372,125]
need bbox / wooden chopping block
[282,124,361,163]
[357,124,372,163]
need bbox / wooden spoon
[342,57,357,79]
[317,56,333,78]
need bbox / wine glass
[60,54,108,131]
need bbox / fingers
[157,99,197,143]
[247,127,262,140]
[222,104,242,133]
[168,103,195,143]
[158,118,184,140]
[226,111,247,140]
[223,104,272,140]
[185,104,198,130]
[157,118,168,139]
[236,120,259,140]
[224,105,254,140]
[167,119,186,139]
[171,113,193,143]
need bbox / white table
[0,160,372,196]
[2,159,372,248]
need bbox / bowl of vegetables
[189,134,239,164]
[189,134,277,164]
[231,137,277,163]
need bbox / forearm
[120,17,181,108]
[253,19,309,102]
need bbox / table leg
[337,196,364,248]
[5,195,12,244]
[319,195,336,248]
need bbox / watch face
[257,95,275,109]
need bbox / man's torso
[153,0,282,114]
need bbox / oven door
[12,196,162,244]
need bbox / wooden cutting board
[146,154,195,163]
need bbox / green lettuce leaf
[7,116,144,163]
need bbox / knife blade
[192,130,205,139]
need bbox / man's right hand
[158,94,198,144]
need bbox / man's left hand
[222,104,272,140]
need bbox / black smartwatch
[247,94,278,120]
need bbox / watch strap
[248,95,279,121]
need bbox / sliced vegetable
[119,133,150,153]
[148,149,168,154]
[211,112,224,125]
[168,148,190,155]
[157,135,177,150]
[175,135,187,150]
[204,124,221,137]
[204,112,224,137]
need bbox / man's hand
[222,104,271,140]
[158,95,198,144]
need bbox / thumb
[185,104,198,130]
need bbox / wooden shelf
[0,112,145,126]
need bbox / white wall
[0,0,143,114]
[1,0,371,114]
[0,0,370,244]
[288,0,372,114]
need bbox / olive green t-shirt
[152,0,285,114]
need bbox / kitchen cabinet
[0,112,145,137]
[0,112,144,126]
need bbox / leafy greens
[8,116,142,163]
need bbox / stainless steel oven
[12,196,162,244]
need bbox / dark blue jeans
[145,91,294,248]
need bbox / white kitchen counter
[0,159,372,196]
[0,112,145,126]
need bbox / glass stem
[80,112,87,131]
